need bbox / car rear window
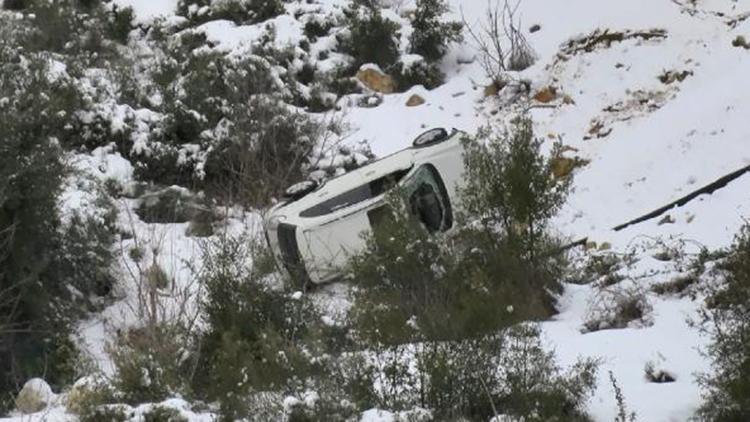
[299,168,411,218]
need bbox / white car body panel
[264,129,467,284]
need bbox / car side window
[299,168,411,218]
[406,165,452,232]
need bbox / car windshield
[299,167,412,218]
[404,164,453,232]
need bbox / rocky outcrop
[356,65,395,94]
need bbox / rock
[136,186,214,224]
[562,94,576,105]
[732,35,749,49]
[16,378,53,414]
[533,86,557,103]
[551,155,589,179]
[358,94,383,108]
[658,214,676,225]
[405,94,425,107]
[356,65,395,94]
[598,242,612,251]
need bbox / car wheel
[412,128,449,148]
[284,180,318,200]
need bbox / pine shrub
[191,233,325,420]
[341,2,401,70]
[408,0,462,63]
[0,37,116,410]
[696,223,750,420]
[460,117,571,269]
[391,56,444,90]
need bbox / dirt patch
[559,28,667,57]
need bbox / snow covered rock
[136,186,211,224]
[405,94,425,107]
[356,65,396,94]
[15,378,53,414]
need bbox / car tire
[412,128,449,148]
[284,180,318,200]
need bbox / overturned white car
[263,128,467,284]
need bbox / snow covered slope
[4,0,750,420]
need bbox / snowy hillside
[2,0,750,420]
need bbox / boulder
[551,155,589,179]
[136,186,214,224]
[356,65,395,94]
[405,94,425,107]
[533,86,557,103]
[15,378,53,414]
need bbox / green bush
[696,223,750,421]
[341,2,401,70]
[177,0,283,26]
[109,325,191,405]
[460,117,571,268]
[109,5,135,45]
[143,405,188,422]
[191,233,324,420]
[2,0,28,10]
[408,0,462,62]
[0,40,114,410]
[202,96,322,207]
[19,0,123,61]
[345,115,584,419]
[80,405,130,422]
[392,56,444,91]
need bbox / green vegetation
[696,223,750,421]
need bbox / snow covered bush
[344,115,586,419]
[191,232,326,419]
[696,223,750,420]
[18,0,130,62]
[391,55,444,90]
[0,32,118,412]
[582,284,652,333]
[202,96,325,206]
[341,1,402,71]
[177,0,284,26]
[408,0,463,63]
[109,325,192,405]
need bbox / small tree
[409,0,463,63]
[191,231,324,419]
[0,28,115,410]
[696,223,750,420]
[341,1,401,70]
[460,116,570,268]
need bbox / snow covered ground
[4,0,750,420]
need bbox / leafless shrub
[583,283,652,333]
[462,0,536,86]
[609,371,637,422]
[108,207,204,401]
